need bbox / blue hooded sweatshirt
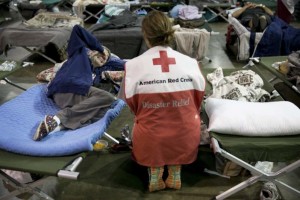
[47,25,104,98]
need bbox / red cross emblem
[152,51,176,73]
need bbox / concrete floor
[1,7,300,200]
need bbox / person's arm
[117,76,126,101]
[258,4,274,16]
[67,25,104,57]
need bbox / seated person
[33,25,118,141]
[118,11,206,192]
[231,2,274,32]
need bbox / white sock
[53,115,61,125]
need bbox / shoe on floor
[44,115,58,133]
[260,181,281,200]
[33,121,48,141]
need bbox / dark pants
[54,86,116,129]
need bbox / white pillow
[205,98,300,136]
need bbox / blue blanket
[0,84,126,156]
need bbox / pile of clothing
[170,5,205,28]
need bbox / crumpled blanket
[206,67,270,102]
[178,5,202,20]
[24,12,83,28]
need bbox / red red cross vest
[124,46,206,167]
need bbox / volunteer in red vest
[118,10,206,192]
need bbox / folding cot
[0,151,86,200]
[0,84,126,199]
[0,26,68,64]
[71,0,132,23]
[255,56,300,108]
[190,0,236,22]
[257,56,300,93]
[0,12,83,64]
[201,67,300,200]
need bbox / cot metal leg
[57,156,83,180]
[268,76,278,83]
[3,77,26,91]
[84,9,103,22]
[0,170,54,200]
[0,156,85,200]
[203,5,234,23]
[275,179,300,196]
[200,56,212,64]
[215,175,261,200]
[22,47,57,64]
[103,132,120,144]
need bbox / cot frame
[202,67,300,199]
[199,0,236,22]
[0,131,119,200]
[0,154,84,200]
[257,56,300,94]
[211,137,300,200]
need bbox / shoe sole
[44,115,50,133]
[33,121,46,141]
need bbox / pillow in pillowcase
[205,97,300,136]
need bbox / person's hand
[88,49,110,67]
[257,4,266,8]
[99,52,107,62]
[244,2,255,9]
[95,51,109,66]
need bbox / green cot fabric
[259,56,287,81]
[211,132,300,162]
[41,0,61,5]
[0,150,86,176]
